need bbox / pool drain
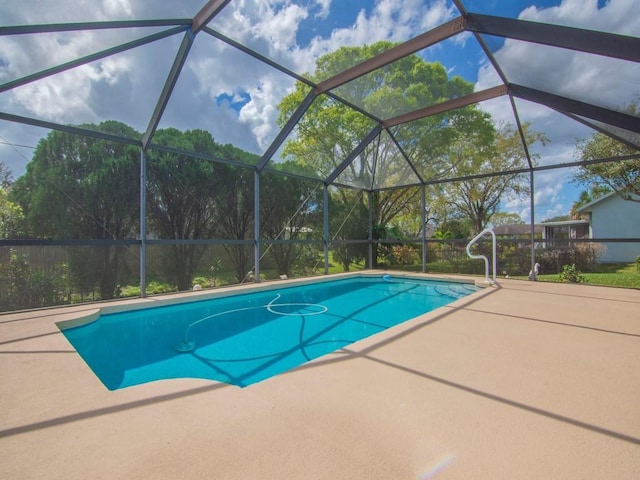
[176,340,195,353]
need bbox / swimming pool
[60,275,480,389]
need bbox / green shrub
[559,264,587,283]
[147,281,176,295]
[119,285,141,297]
[0,249,67,311]
[392,244,417,265]
[636,256,640,273]
[192,276,208,288]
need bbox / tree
[146,128,228,290]
[490,212,524,227]
[542,215,570,223]
[11,121,140,299]
[0,186,25,239]
[436,217,471,239]
[146,129,261,287]
[328,188,369,271]
[573,131,640,201]
[260,163,323,276]
[0,161,25,239]
[216,165,255,283]
[569,186,611,217]
[277,41,493,264]
[0,160,12,187]
[439,122,546,235]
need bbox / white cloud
[8,55,133,124]
[0,0,464,174]
[420,0,456,30]
[478,0,640,107]
[185,37,296,152]
[194,0,458,152]
[102,0,133,19]
[477,0,639,218]
[313,0,331,19]
[520,0,639,36]
[238,78,283,149]
[2,0,635,195]
[502,170,571,222]
[251,3,309,54]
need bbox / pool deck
[2,273,639,479]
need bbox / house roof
[492,224,543,236]
[575,191,618,213]
[539,219,589,227]
[576,191,640,213]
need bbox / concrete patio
[2,275,639,479]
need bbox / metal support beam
[383,85,507,127]
[0,26,186,94]
[254,170,261,283]
[257,89,318,172]
[424,152,639,186]
[323,185,329,275]
[0,111,142,146]
[191,0,231,33]
[421,184,427,274]
[142,31,195,148]
[509,95,535,169]
[316,16,466,94]
[509,84,640,134]
[529,171,536,279]
[139,149,147,298]
[325,124,383,185]
[562,112,640,150]
[368,191,374,269]
[204,27,314,88]
[467,13,640,64]
[0,19,191,36]
[386,129,425,184]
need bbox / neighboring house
[539,219,590,249]
[494,219,591,249]
[283,226,313,240]
[492,192,640,263]
[492,223,543,250]
[575,192,640,263]
[492,224,543,237]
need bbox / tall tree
[260,163,322,276]
[439,122,546,235]
[569,186,612,217]
[328,188,369,271]
[11,121,140,299]
[146,128,227,291]
[277,41,493,263]
[0,186,25,239]
[0,160,12,187]
[147,128,260,287]
[0,160,24,239]
[490,212,525,227]
[573,131,640,202]
[216,165,255,283]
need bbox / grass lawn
[535,262,640,289]
[119,260,638,299]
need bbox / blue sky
[0,0,638,222]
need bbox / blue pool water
[60,276,479,389]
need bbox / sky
[0,0,638,222]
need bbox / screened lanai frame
[1,0,639,300]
